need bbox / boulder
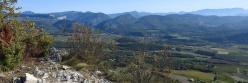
[25,73,41,83]
[0,73,5,78]
[189,78,195,82]
[42,73,49,79]
[95,71,102,75]
[62,65,70,70]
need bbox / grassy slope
[173,70,235,83]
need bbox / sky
[17,0,248,14]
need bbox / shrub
[0,0,53,71]
[68,23,107,65]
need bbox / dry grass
[173,70,214,82]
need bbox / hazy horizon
[17,0,248,14]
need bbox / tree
[128,51,175,83]
[0,0,53,71]
[68,23,107,65]
[156,46,172,72]
[0,0,25,71]
[128,52,153,83]
[23,21,53,58]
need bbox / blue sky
[17,0,248,14]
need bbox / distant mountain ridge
[109,8,248,17]
[109,11,167,18]
[189,8,248,16]
[19,8,248,44]
[49,11,111,26]
[22,8,248,19]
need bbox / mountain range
[189,8,248,16]
[18,8,248,44]
[109,8,248,17]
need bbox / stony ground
[0,58,111,83]
[0,61,111,83]
[1,47,111,83]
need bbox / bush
[67,23,107,65]
[105,68,132,82]
[0,0,26,71]
[0,0,53,71]
[24,28,54,58]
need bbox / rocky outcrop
[13,61,111,83]
[47,47,63,62]
[12,47,111,83]
[25,73,41,83]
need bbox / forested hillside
[20,11,248,44]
